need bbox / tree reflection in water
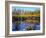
[12,16,40,31]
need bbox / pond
[12,21,40,31]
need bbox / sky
[12,6,40,12]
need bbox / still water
[12,21,40,31]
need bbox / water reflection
[12,16,40,31]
